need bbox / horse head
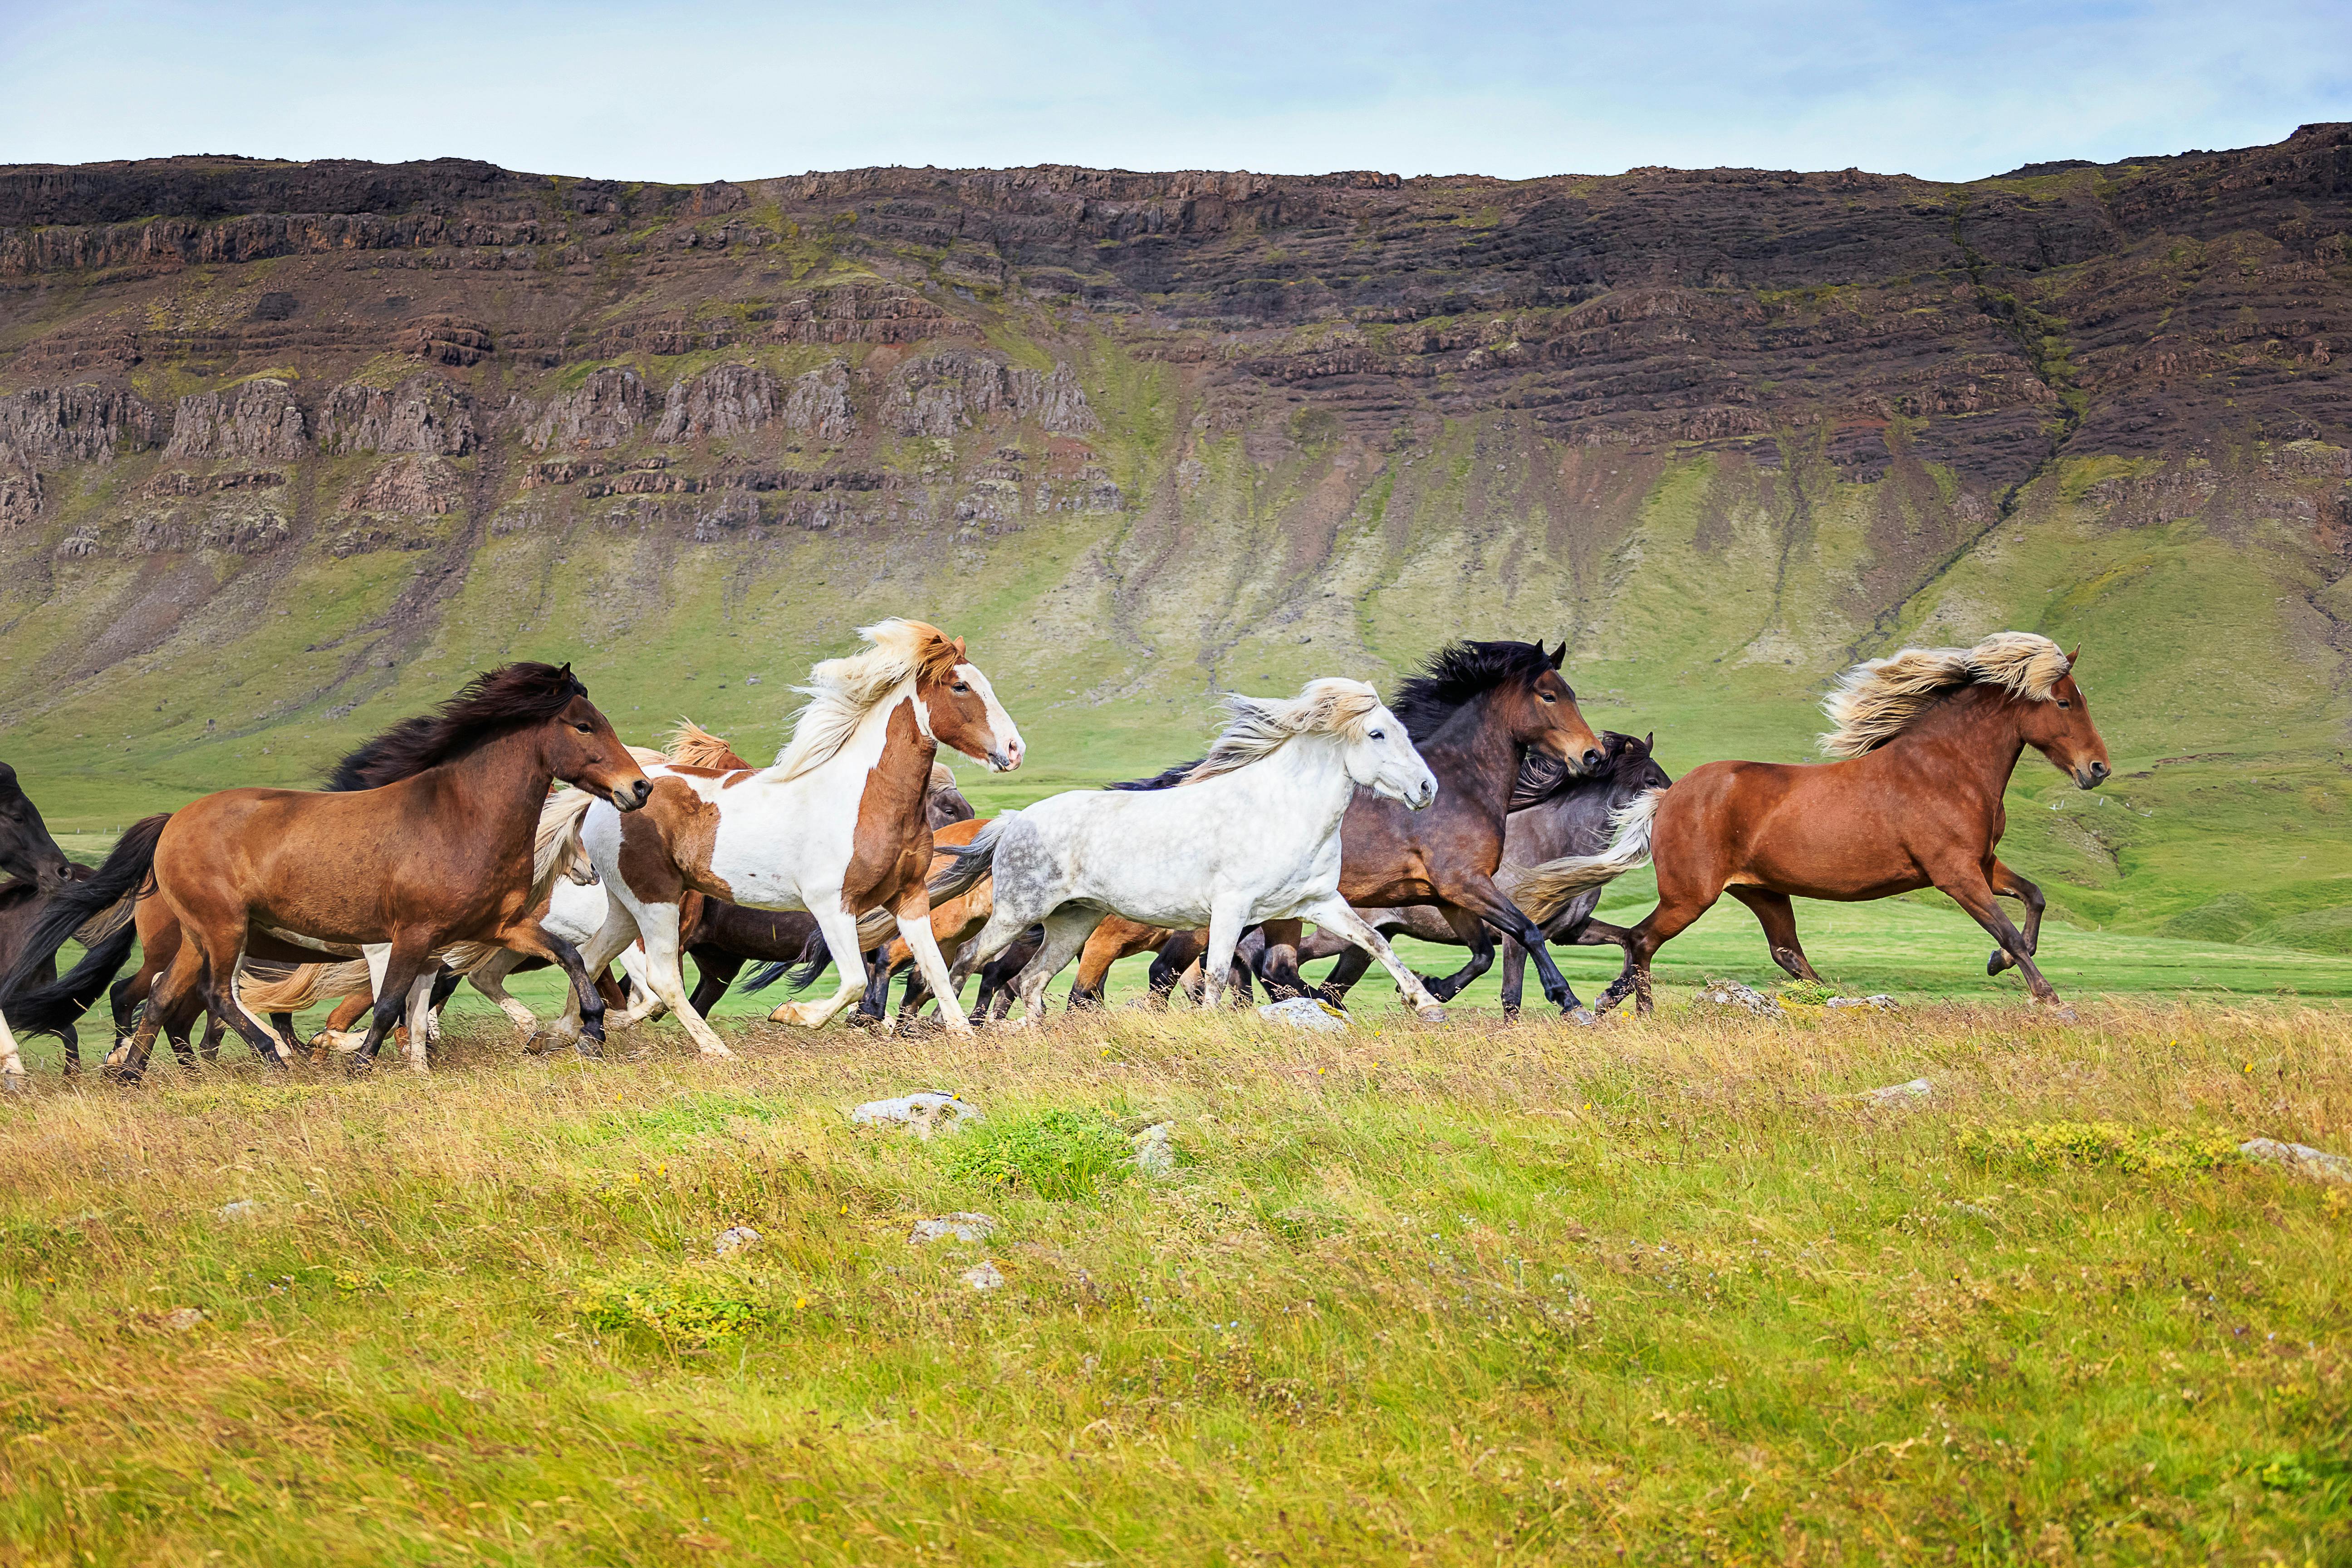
[1338,694,1438,811]
[1613,730,1675,803]
[0,762,74,892]
[915,638,1025,773]
[539,669,655,811]
[2019,647,2111,789]
[1510,641,1605,774]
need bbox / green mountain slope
[2,131,2349,957]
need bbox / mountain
[1,128,2349,949]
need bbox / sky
[4,0,2350,185]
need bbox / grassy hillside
[0,1004,2342,1564]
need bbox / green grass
[0,1003,2342,1564]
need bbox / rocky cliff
[2,130,2349,944]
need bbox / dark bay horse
[1557,634,2110,1014]
[1281,731,1673,1015]
[0,764,74,895]
[2,664,653,1078]
[1245,639,1606,1014]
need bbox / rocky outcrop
[318,376,475,455]
[781,362,855,441]
[341,455,462,515]
[525,368,650,451]
[0,467,38,529]
[163,378,307,461]
[884,353,1098,436]
[654,363,781,442]
[0,384,162,469]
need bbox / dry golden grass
[0,998,2344,1565]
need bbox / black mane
[1105,757,1204,792]
[1389,640,1565,742]
[323,662,588,792]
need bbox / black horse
[1251,731,1672,1016]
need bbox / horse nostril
[1582,749,1604,771]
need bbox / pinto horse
[2,664,653,1078]
[1549,633,2110,1014]
[568,619,1023,1052]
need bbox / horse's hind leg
[1984,858,2047,977]
[1727,888,1821,984]
[1596,890,1716,1017]
[1010,909,1106,1025]
[1300,896,1447,1022]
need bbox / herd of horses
[0,623,2112,1083]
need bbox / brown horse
[5,664,652,1078]
[1556,633,2110,1015]
[1245,639,1606,1014]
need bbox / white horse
[565,618,1023,1054]
[937,678,1450,1024]
[0,1004,23,1090]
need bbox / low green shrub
[942,1108,1133,1200]
[1957,1121,2241,1177]
[575,1269,778,1344]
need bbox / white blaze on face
[955,663,1024,771]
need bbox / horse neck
[417,728,560,863]
[1516,774,1627,858]
[1882,687,2027,797]
[1414,694,1522,814]
[1226,735,1357,834]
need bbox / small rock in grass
[2239,1137,2352,1185]
[714,1226,761,1256]
[960,1260,1005,1291]
[1132,1122,1178,1178]
[1697,978,1783,1016]
[850,1091,981,1140]
[218,1200,258,1221]
[160,1307,204,1332]
[1825,994,1899,1010]
[1259,997,1348,1032]
[909,1212,998,1245]
[1859,1078,1934,1103]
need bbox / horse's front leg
[1301,897,1447,1023]
[0,1008,25,1091]
[1984,858,2048,977]
[501,916,620,1057]
[893,890,976,1039]
[615,901,730,1056]
[1447,877,1588,1019]
[1421,905,1504,1005]
[768,900,869,1031]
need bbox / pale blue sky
[5,0,2349,183]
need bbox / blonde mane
[770,619,965,784]
[1819,632,2072,758]
[665,718,752,770]
[1184,678,1387,784]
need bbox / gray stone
[160,1307,205,1332]
[2239,1137,2352,1185]
[850,1091,981,1139]
[960,1260,1005,1291]
[1697,978,1784,1016]
[909,1212,998,1244]
[1132,1122,1177,1177]
[1825,995,1900,1010]
[1259,997,1348,1032]
[714,1225,762,1256]
[1859,1078,1934,1103]
[218,1200,258,1221]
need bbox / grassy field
[0,1001,2343,1565]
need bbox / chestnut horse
[1548,633,2110,1015]
[568,619,1022,1052]
[2,664,653,1078]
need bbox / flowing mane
[324,663,589,790]
[1818,632,2072,758]
[770,619,965,784]
[665,718,752,770]
[1181,678,1386,784]
[1389,640,1562,741]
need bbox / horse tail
[0,813,168,1004]
[927,815,1011,903]
[743,925,834,995]
[236,958,371,1013]
[1505,788,1666,922]
[0,919,139,1039]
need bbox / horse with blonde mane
[935,678,1447,1024]
[1529,632,2111,1015]
[564,619,1023,1052]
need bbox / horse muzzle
[613,778,655,811]
[987,737,1024,773]
[2074,760,2110,790]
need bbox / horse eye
[1370,729,1385,740]
[575,722,593,734]
[952,681,970,693]
[1539,691,1555,702]
[2058,700,2071,709]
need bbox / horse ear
[1645,731,1655,750]
[952,637,967,661]
[2066,645,2081,671]
[1546,641,1566,670]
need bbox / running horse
[1240,639,1608,1015]
[564,619,1023,1052]
[1536,633,2110,1015]
[0,664,653,1077]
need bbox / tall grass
[0,1000,2342,1563]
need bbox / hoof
[1986,949,2011,976]
[572,1036,605,1061]
[2042,1002,2079,1023]
[341,1056,375,1079]
[697,1044,738,1059]
[1563,1007,1598,1027]
[1414,1004,1449,1024]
